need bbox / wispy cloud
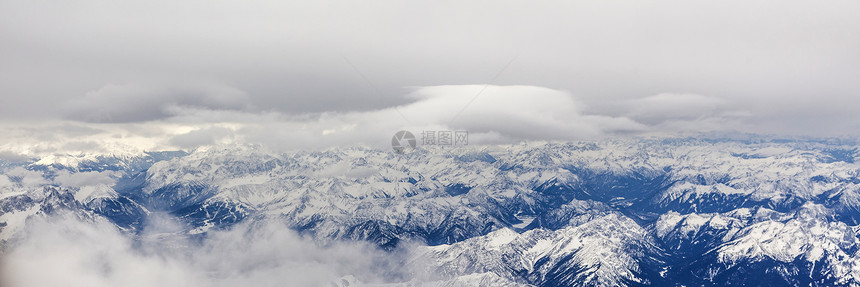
[1,216,417,287]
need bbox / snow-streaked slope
[414,213,664,286]
[4,137,860,286]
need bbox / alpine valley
[3,136,860,286]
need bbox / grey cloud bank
[0,0,859,153]
[65,83,253,123]
[0,85,749,156]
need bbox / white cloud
[1,216,418,287]
[400,85,646,137]
[0,151,31,163]
[0,121,198,157]
[0,174,13,189]
[53,170,117,188]
[4,167,48,187]
[168,127,234,149]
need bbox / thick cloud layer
[0,1,858,156]
[1,0,859,133]
[0,85,757,156]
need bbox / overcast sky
[1,0,859,155]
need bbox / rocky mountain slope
[3,137,860,286]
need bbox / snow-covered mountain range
[3,137,860,286]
